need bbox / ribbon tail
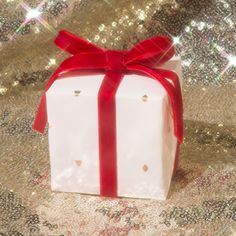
[32,67,63,133]
[153,68,183,114]
[127,64,183,143]
[32,93,47,133]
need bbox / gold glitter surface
[0,0,236,235]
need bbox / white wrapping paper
[46,57,182,200]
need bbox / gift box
[33,30,183,200]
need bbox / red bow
[33,30,183,197]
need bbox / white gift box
[46,57,182,200]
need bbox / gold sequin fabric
[0,0,236,235]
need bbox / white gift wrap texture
[46,57,182,200]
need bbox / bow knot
[33,30,183,144]
[105,50,126,72]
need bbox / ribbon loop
[127,36,175,66]
[55,30,103,55]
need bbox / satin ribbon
[33,30,183,197]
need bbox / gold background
[0,0,235,235]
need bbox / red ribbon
[33,30,183,197]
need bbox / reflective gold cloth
[0,0,235,235]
